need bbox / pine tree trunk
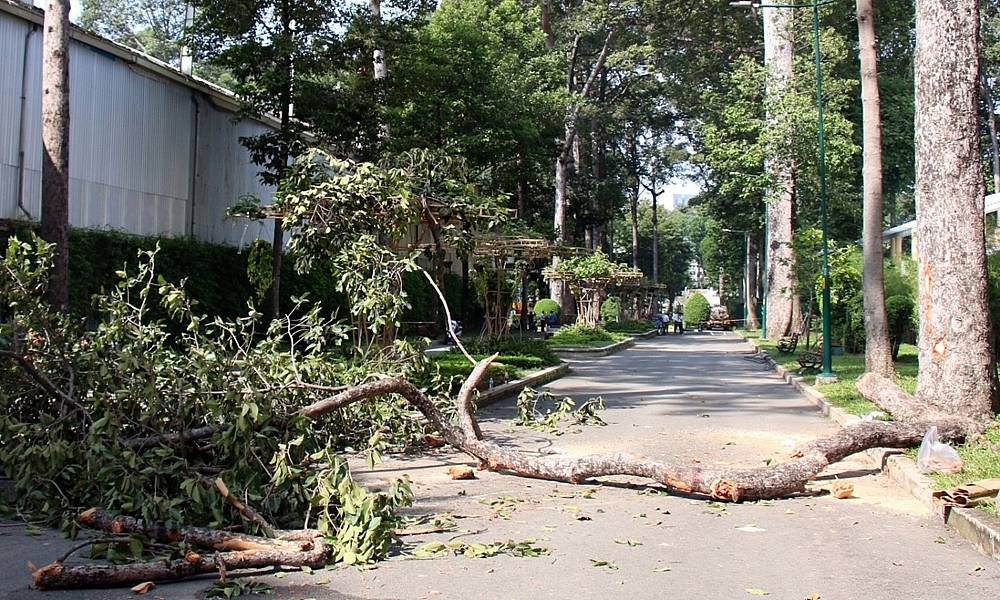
[651,188,659,284]
[746,235,760,329]
[914,0,999,421]
[857,0,893,377]
[763,6,796,339]
[41,0,71,313]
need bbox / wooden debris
[447,465,476,480]
[831,481,854,499]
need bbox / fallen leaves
[412,539,551,559]
[590,559,618,570]
[614,539,642,546]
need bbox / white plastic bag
[916,425,964,474]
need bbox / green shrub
[885,294,915,361]
[600,297,622,322]
[548,324,623,347]
[827,246,865,353]
[421,353,520,390]
[684,293,710,325]
[533,298,561,318]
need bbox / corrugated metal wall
[192,105,275,246]
[0,7,276,245]
[0,13,40,221]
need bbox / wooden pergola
[544,264,643,326]
[471,236,587,337]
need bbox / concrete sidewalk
[3,332,999,599]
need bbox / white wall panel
[1,6,276,247]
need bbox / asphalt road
[3,331,998,600]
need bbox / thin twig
[420,268,475,364]
[52,537,131,565]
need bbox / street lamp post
[731,0,835,378]
[723,229,751,330]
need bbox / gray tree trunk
[41,0,71,312]
[857,0,893,377]
[914,0,999,421]
[551,31,616,313]
[746,235,760,329]
[651,187,659,284]
[763,6,797,339]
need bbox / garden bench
[777,333,799,354]
[797,349,821,371]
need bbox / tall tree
[79,0,186,64]
[762,5,798,339]
[190,0,396,319]
[914,0,998,420]
[41,0,71,312]
[857,0,893,376]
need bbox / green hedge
[399,270,483,335]
[457,337,561,367]
[548,324,624,346]
[2,224,348,323]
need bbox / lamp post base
[815,373,838,385]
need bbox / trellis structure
[471,236,587,338]
[544,251,643,326]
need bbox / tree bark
[298,362,979,503]
[763,6,797,339]
[41,0,71,313]
[914,0,999,420]
[32,508,328,590]
[857,0,894,377]
[745,234,760,330]
[552,30,616,313]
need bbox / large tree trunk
[41,0,71,313]
[857,0,893,377]
[551,31,616,313]
[745,234,760,329]
[914,0,999,420]
[763,6,797,339]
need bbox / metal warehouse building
[0,0,274,246]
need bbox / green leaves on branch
[515,387,606,435]
[0,235,415,562]
[411,538,551,559]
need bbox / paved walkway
[3,332,999,599]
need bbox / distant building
[1,0,276,246]
[671,193,696,209]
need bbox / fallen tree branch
[0,349,91,427]
[855,372,980,432]
[214,478,274,536]
[30,508,331,589]
[297,373,976,502]
[32,534,329,590]
[124,425,220,451]
[77,508,316,551]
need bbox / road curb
[474,363,571,408]
[746,337,1000,561]
[553,336,635,359]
